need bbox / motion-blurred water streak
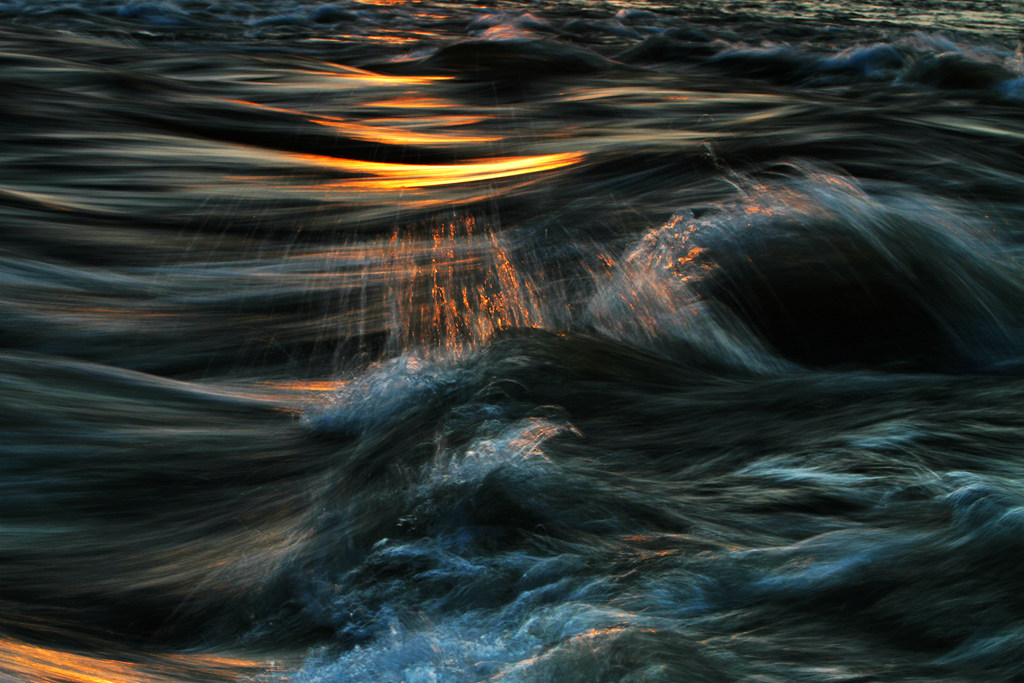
[3,1,1024,681]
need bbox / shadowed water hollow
[2,0,1024,681]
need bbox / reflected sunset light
[289,151,585,189]
[308,118,501,145]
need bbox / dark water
[3,1,1024,681]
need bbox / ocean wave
[621,31,1024,100]
[284,326,1024,680]
[588,165,1024,372]
[4,2,1024,681]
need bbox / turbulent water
[3,1,1024,681]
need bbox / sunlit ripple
[0,637,272,683]
[307,118,501,145]
[288,151,585,190]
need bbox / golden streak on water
[308,118,501,145]
[361,95,455,109]
[266,380,348,392]
[0,637,267,683]
[365,115,488,127]
[288,151,584,190]
[304,65,453,85]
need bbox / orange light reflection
[289,151,584,189]
[225,99,306,116]
[0,637,265,683]
[308,118,501,145]
[362,96,454,109]
[306,65,451,85]
[365,115,487,127]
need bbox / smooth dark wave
[3,1,1024,681]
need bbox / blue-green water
[2,1,1024,681]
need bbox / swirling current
[3,1,1024,681]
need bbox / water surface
[2,1,1024,681]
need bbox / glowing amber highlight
[0,637,265,683]
[365,115,487,127]
[223,102,494,145]
[308,118,501,145]
[304,66,452,86]
[379,217,546,352]
[267,380,347,392]
[0,639,144,683]
[362,96,454,109]
[224,99,310,117]
[289,151,584,190]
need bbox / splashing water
[4,1,1024,681]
